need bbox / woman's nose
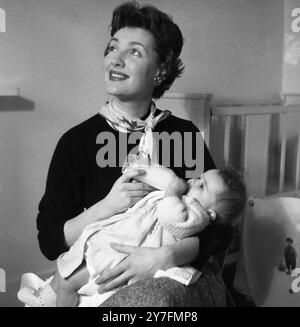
[111,51,125,68]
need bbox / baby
[18,166,246,307]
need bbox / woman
[36,1,233,306]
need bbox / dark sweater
[37,112,232,268]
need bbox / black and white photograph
[0,0,300,312]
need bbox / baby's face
[186,169,225,210]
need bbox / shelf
[0,90,34,111]
[0,88,20,96]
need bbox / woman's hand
[103,169,156,216]
[64,169,155,247]
[95,243,174,293]
[95,237,200,293]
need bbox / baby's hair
[286,237,293,243]
[215,167,247,225]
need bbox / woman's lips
[109,70,129,81]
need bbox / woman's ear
[156,64,168,82]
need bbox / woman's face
[104,27,160,101]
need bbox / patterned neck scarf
[99,98,171,167]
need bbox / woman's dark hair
[105,1,185,99]
[215,167,247,225]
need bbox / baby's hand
[165,175,188,197]
[129,165,176,191]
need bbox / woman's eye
[129,48,142,56]
[109,46,116,52]
[199,183,204,189]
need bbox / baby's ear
[207,209,217,222]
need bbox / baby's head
[187,168,247,225]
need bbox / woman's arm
[64,169,153,247]
[37,133,154,259]
[37,136,86,260]
[63,198,115,248]
[95,237,199,293]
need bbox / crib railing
[210,97,300,198]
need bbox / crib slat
[279,113,287,194]
[243,114,271,196]
[204,94,213,148]
[240,115,246,171]
[223,115,232,166]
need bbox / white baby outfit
[57,190,210,304]
[18,191,210,307]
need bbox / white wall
[0,0,284,306]
[166,0,284,102]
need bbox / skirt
[100,258,228,307]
